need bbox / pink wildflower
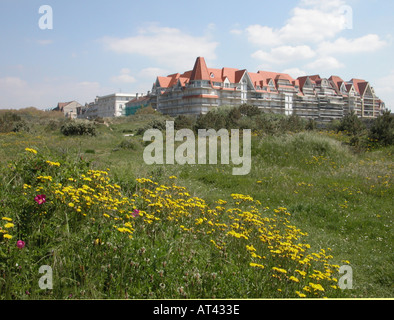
[132,209,140,217]
[17,240,25,249]
[34,194,46,205]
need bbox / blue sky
[0,0,393,110]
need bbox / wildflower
[289,276,300,283]
[4,223,14,229]
[17,240,25,249]
[46,160,60,167]
[250,262,265,269]
[3,234,12,240]
[309,282,325,292]
[25,147,37,154]
[296,291,306,298]
[68,202,74,208]
[34,194,46,205]
[272,267,287,274]
[132,209,140,217]
[2,217,12,222]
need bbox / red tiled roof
[351,79,369,96]
[152,57,375,100]
[157,76,172,88]
[190,57,211,81]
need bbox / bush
[368,111,394,146]
[0,112,30,133]
[336,111,365,136]
[195,111,227,131]
[60,120,96,136]
[118,139,141,150]
[238,104,261,117]
[135,105,159,115]
[174,115,196,130]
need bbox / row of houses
[54,93,140,119]
[55,56,387,121]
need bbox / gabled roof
[156,76,172,88]
[329,75,345,92]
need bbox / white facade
[81,93,135,118]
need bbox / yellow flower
[250,262,265,269]
[68,202,74,207]
[289,276,300,283]
[296,291,306,298]
[4,223,14,229]
[309,282,325,292]
[246,244,256,252]
[3,234,12,239]
[46,160,60,167]
[1,217,12,222]
[25,147,37,154]
[272,267,287,274]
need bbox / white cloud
[305,56,345,71]
[138,67,169,79]
[318,34,388,55]
[281,67,307,78]
[110,68,137,84]
[252,45,316,66]
[245,1,347,48]
[373,70,394,111]
[100,24,219,71]
[0,76,114,109]
[245,25,281,47]
[242,0,388,73]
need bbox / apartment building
[147,57,385,121]
[80,93,136,119]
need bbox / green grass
[0,113,392,299]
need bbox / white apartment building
[149,57,386,122]
[80,93,136,119]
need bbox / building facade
[148,57,386,121]
[79,93,136,119]
[53,101,82,119]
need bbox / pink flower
[34,194,46,205]
[17,240,25,249]
[132,209,140,218]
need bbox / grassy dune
[0,111,392,299]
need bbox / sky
[0,0,393,111]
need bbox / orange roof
[329,75,344,91]
[190,57,210,81]
[152,57,376,99]
[157,76,172,88]
[350,79,369,95]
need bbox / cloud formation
[100,24,219,71]
[240,0,387,74]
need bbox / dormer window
[210,72,214,78]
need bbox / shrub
[305,118,317,131]
[60,120,96,136]
[336,111,365,136]
[195,110,227,131]
[118,139,141,150]
[135,105,159,115]
[174,115,196,130]
[0,112,30,133]
[238,104,261,117]
[368,111,394,146]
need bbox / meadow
[0,107,392,299]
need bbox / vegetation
[0,107,392,299]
